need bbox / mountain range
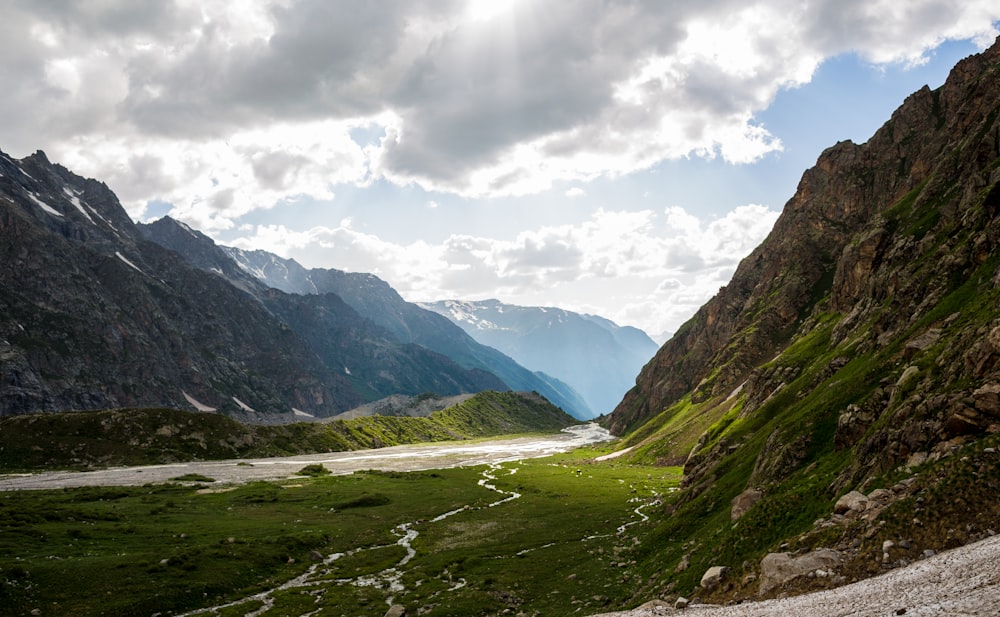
[142,226,594,419]
[420,299,658,416]
[600,36,1000,602]
[0,153,591,421]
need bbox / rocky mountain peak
[609,37,1000,437]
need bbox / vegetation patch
[170,473,216,483]
[0,391,577,472]
[0,452,680,617]
[296,464,330,477]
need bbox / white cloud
[227,204,780,336]
[0,1,996,210]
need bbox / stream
[3,423,647,616]
[178,460,660,617]
[175,463,529,616]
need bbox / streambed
[0,423,613,491]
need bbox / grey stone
[759,549,841,595]
[700,565,729,591]
[384,605,406,617]
[731,488,764,521]
[834,490,869,514]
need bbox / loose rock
[701,566,729,591]
[759,549,841,596]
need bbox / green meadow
[0,446,681,617]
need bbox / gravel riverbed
[0,423,612,491]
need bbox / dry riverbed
[0,423,612,491]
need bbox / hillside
[0,391,577,471]
[183,238,594,419]
[421,299,658,416]
[600,38,1000,603]
[0,152,523,422]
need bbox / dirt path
[590,533,1000,617]
[0,423,612,491]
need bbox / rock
[384,605,406,617]
[973,383,1000,418]
[731,488,764,521]
[701,565,729,591]
[675,596,690,609]
[904,329,941,357]
[759,549,841,596]
[896,365,921,389]
[309,550,324,562]
[675,554,690,573]
[834,490,869,514]
[906,452,929,468]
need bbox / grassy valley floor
[0,444,681,617]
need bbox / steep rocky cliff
[610,39,1000,441]
[605,39,1000,602]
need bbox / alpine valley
[2,31,1000,617]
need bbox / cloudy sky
[2,1,999,339]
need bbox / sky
[2,2,999,340]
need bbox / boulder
[384,606,406,617]
[759,549,841,596]
[731,488,764,521]
[700,565,729,591]
[973,383,1000,418]
[834,490,869,514]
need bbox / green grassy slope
[0,391,577,471]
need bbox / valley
[3,9,1000,617]
[0,434,681,617]
[0,423,612,490]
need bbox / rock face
[600,37,1000,605]
[608,38,1000,441]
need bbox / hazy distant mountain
[139,236,592,419]
[421,299,659,416]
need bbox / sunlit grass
[0,454,681,616]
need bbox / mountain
[0,152,506,422]
[420,299,658,416]
[602,39,1000,601]
[192,243,594,419]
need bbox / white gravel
[0,423,612,490]
[590,533,1000,617]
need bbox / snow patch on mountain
[62,187,95,224]
[28,192,62,217]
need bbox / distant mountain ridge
[420,299,658,416]
[138,223,592,419]
[0,151,524,421]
